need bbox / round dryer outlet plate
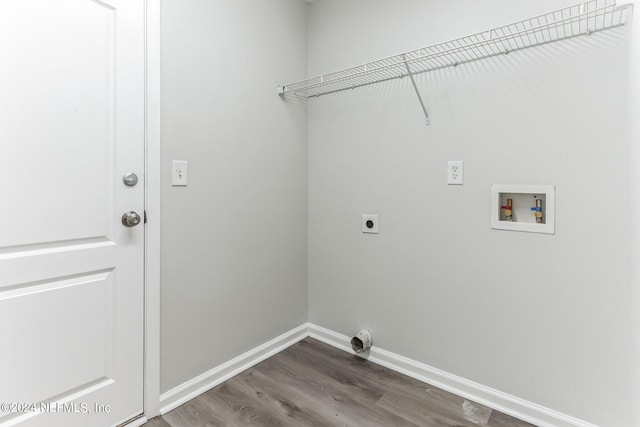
[361,214,379,234]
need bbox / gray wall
[159,1,636,425]
[306,1,634,426]
[160,0,308,393]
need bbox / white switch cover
[172,160,188,186]
[447,161,463,185]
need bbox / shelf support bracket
[402,55,430,125]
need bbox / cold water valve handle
[531,199,543,223]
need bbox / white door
[0,1,145,426]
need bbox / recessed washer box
[491,185,555,234]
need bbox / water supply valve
[531,199,543,223]
[501,198,513,221]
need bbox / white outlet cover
[172,160,188,186]
[448,160,464,185]
[362,214,379,234]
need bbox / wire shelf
[278,0,631,99]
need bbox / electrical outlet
[447,161,463,185]
[362,214,379,234]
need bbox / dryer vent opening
[350,330,372,353]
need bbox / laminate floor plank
[147,338,536,427]
[283,339,497,426]
[266,346,387,404]
[162,395,231,427]
[375,386,492,426]
[221,369,336,426]
[487,410,537,427]
[254,350,419,426]
[143,417,172,427]
[288,339,440,398]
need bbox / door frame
[144,0,162,420]
[626,7,640,426]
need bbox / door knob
[122,211,142,227]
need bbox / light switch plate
[172,160,188,186]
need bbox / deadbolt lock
[123,172,139,187]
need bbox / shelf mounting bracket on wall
[277,0,631,125]
[402,54,430,125]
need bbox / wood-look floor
[145,338,536,427]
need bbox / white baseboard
[159,322,599,427]
[159,324,309,414]
[308,323,599,427]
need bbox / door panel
[0,0,116,247]
[0,1,145,426]
[4,270,115,404]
